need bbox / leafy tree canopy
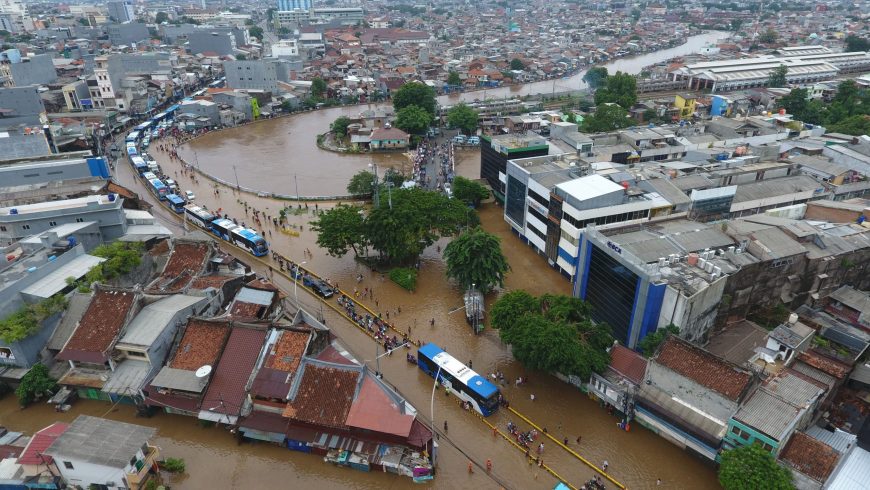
[447,103,479,135]
[311,77,327,99]
[845,35,870,53]
[451,176,489,207]
[392,82,437,116]
[593,71,637,109]
[638,324,679,357]
[490,291,612,379]
[768,64,788,87]
[583,66,609,90]
[309,203,368,257]
[248,26,264,40]
[346,170,376,195]
[447,71,461,87]
[510,58,525,71]
[394,104,433,135]
[759,28,778,44]
[155,12,169,24]
[16,363,56,407]
[0,295,67,344]
[718,444,794,490]
[443,226,510,292]
[331,116,352,137]
[582,103,633,132]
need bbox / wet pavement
[90,134,723,490]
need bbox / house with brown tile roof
[588,345,647,412]
[778,431,841,487]
[636,336,758,461]
[282,360,362,429]
[57,287,138,365]
[146,238,213,293]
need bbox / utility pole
[294,174,300,201]
[233,164,240,191]
[370,163,380,208]
[386,181,393,210]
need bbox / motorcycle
[406,353,417,364]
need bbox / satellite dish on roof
[195,365,212,378]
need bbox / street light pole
[369,163,380,208]
[430,364,442,470]
[233,164,240,191]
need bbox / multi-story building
[0,85,45,127]
[188,30,236,56]
[0,193,127,245]
[480,132,549,203]
[277,0,311,10]
[107,22,149,46]
[224,60,278,92]
[0,53,57,87]
[271,39,299,58]
[94,53,172,112]
[106,0,134,22]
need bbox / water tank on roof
[9,208,17,215]
[67,236,77,248]
[27,267,37,273]
[716,153,728,161]
[48,255,56,262]
[108,193,116,202]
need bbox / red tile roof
[779,432,840,482]
[345,376,414,438]
[154,242,210,292]
[170,319,231,371]
[609,345,647,385]
[655,337,752,402]
[17,422,68,466]
[57,289,135,363]
[229,301,265,319]
[371,127,409,141]
[283,363,361,428]
[201,326,268,414]
[189,274,237,290]
[798,351,851,379]
[315,345,356,365]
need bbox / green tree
[309,204,368,257]
[451,176,489,207]
[583,66,609,90]
[768,64,788,87]
[236,54,247,60]
[642,108,659,123]
[163,457,186,473]
[179,16,201,25]
[248,26,264,40]
[311,77,327,99]
[730,19,743,31]
[78,17,91,26]
[491,292,612,379]
[718,444,794,490]
[15,363,56,407]
[365,187,477,264]
[828,115,870,136]
[330,115,352,137]
[346,170,376,195]
[155,12,169,24]
[84,242,143,284]
[582,104,633,132]
[394,105,432,135]
[0,295,68,344]
[759,28,778,44]
[630,7,642,22]
[510,58,525,71]
[447,71,461,87]
[392,82,437,117]
[638,325,679,357]
[594,71,637,108]
[443,227,510,292]
[845,35,870,53]
[446,103,479,135]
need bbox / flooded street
[88,138,722,490]
[181,31,729,197]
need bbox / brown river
[0,32,731,490]
[179,31,729,197]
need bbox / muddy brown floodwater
[91,138,723,490]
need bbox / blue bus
[166,194,185,213]
[148,179,169,200]
[125,131,141,143]
[211,218,268,256]
[130,156,148,176]
[126,145,139,158]
[417,343,500,416]
[183,204,217,229]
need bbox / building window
[76,218,84,223]
[22,225,30,230]
[762,443,773,452]
[127,351,146,358]
[63,461,74,469]
[48,221,57,226]
[0,226,5,232]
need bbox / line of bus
[417,343,500,416]
[130,156,148,176]
[182,205,269,257]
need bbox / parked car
[165,179,178,191]
[467,136,480,145]
[185,190,196,200]
[310,280,334,298]
[452,135,467,143]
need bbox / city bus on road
[417,343,500,416]
[125,131,141,143]
[183,204,217,229]
[210,218,269,257]
[166,194,185,213]
[130,156,148,176]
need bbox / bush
[0,295,68,343]
[162,457,186,473]
[15,363,56,407]
[389,267,417,291]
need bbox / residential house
[825,285,870,329]
[145,238,213,294]
[674,93,697,120]
[755,318,815,366]
[16,422,68,482]
[102,294,215,402]
[588,344,647,421]
[778,431,844,490]
[44,415,158,490]
[226,279,281,321]
[723,369,826,455]
[145,318,232,416]
[369,127,409,150]
[636,336,757,460]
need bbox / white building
[271,38,299,58]
[45,415,159,490]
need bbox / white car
[185,190,196,201]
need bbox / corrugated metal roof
[20,254,106,299]
[234,287,275,306]
[805,426,857,454]
[118,295,206,347]
[827,446,870,490]
[101,360,152,395]
[45,415,155,469]
[734,390,799,441]
[150,366,209,393]
[47,292,92,351]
